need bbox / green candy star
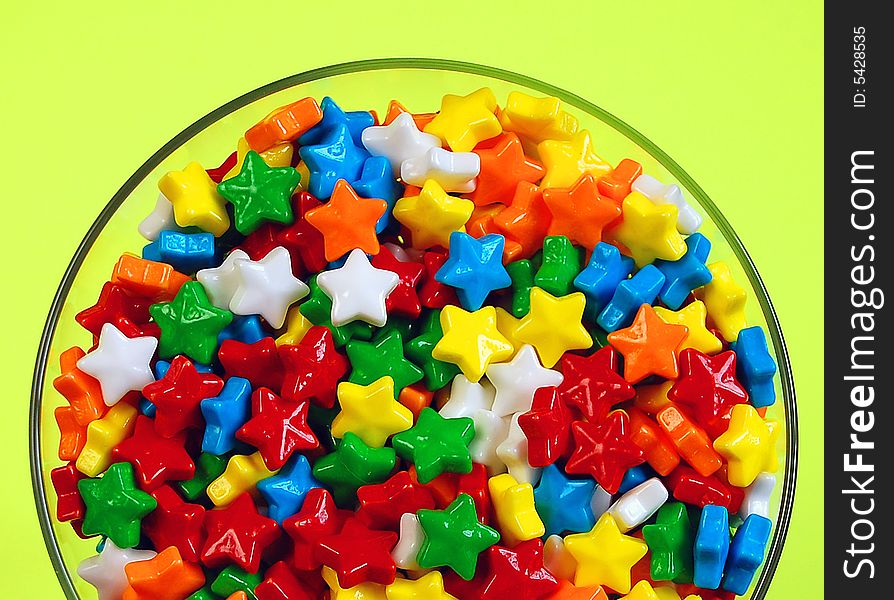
[346,328,423,397]
[313,432,396,506]
[178,452,229,501]
[150,281,233,364]
[506,259,534,318]
[78,462,157,548]
[534,236,583,296]
[416,493,500,580]
[405,310,460,391]
[211,565,262,599]
[217,150,301,235]
[642,501,695,583]
[299,276,373,347]
[391,408,474,483]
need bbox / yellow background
[0,1,822,597]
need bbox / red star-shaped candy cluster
[279,326,349,409]
[112,415,195,491]
[218,337,285,392]
[283,488,351,571]
[201,493,280,574]
[480,539,558,600]
[142,356,224,438]
[236,387,318,471]
[142,485,206,562]
[669,348,748,437]
[557,346,634,421]
[565,411,646,494]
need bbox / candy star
[654,301,723,355]
[217,337,283,392]
[298,122,370,199]
[416,493,501,579]
[322,566,387,600]
[469,133,545,206]
[346,329,424,396]
[386,571,456,600]
[534,236,583,297]
[392,512,427,571]
[597,265,666,333]
[468,409,510,475]
[217,150,300,235]
[393,180,474,250]
[740,472,776,520]
[564,513,648,593]
[332,376,414,447]
[307,180,388,261]
[538,131,611,189]
[423,87,502,152]
[79,462,158,548]
[246,97,324,151]
[356,470,435,531]
[692,505,730,590]
[158,161,230,236]
[712,404,779,487]
[493,183,551,258]
[669,349,748,436]
[392,407,475,483]
[141,485,206,563]
[565,412,646,494]
[317,518,399,587]
[488,473,545,546]
[76,401,139,477]
[371,246,425,319]
[405,310,463,392]
[197,249,251,310]
[138,193,187,241]
[55,405,85,461]
[299,96,374,147]
[433,305,514,383]
[722,513,772,595]
[695,261,747,343]
[487,344,564,416]
[123,546,205,600]
[642,501,694,582]
[354,156,405,233]
[733,326,777,408]
[439,374,496,418]
[77,323,157,406]
[111,415,195,491]
[150,281,233,364]
[283,488,350,569]
[653,233,713,310]
[632,174,703,235]
[498,91,579,145]
[518,387,574,467]
[436,232,511,311]
[237,387,317,470]
[496,413,542,486]
[78,540,157,600]
[206,451,278,507]
[229,246,309,328]
[610,192,687,268]
[223,137,294,181]
[361,111,442,175]
[515,288,592,368]
[257,454,320,523]
[75,282,155,342]
[142,355,224,438]
[201,493,280,574]
[607,477,669,532]
[558,346,635,421]
[313,432,397,505]
[279,325,349,408]
[608,304,689,383]
[533,464,596,537]
[401,147,480,193]
[317,248,400,327]
[542,175,621,250]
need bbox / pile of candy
[50,88,781,600]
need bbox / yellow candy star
[654,585,683,600]
[393,180,474,249]
[76,401,139,477]
[384,571,457,600]
[499,91,579,146]
[537,130,611,189]
[610,192,687,267]
[713,404,779,487]
[158,161,231,236]
[620,580,660,600]
[323,566,387,600]
[207,451,278,507]
[332,376,414,447]
[695,261,747,342]
[488,473,545,546]
[564,513,648,594]
[424,88,502,152]
[494,307,524,359]
[515,288,592,368]
[275,305,314,346]
[633,380,674,415]
[433,305,514,382]
[224,137,295,180]
[654,301,723,355]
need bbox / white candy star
[496,413,541,486]
[138,193,186,241]
[316,249,399,327]
[229,246,309,328]
[740,472,776,520]
[77,540,156,600]
[361,112,442,176]
[77,323,157,406]
[590,484,613,520]
[400,147,480,193]
[468,409,510,476]
[607,477,669,532]
[543,534,578,581]
[632,174,703,234]
[486,345,564,417]
[392,512,428,572]
[196,249,250,309]
[438,375,495,419]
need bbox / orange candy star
[55,405,87,461]
[542,174,622,250]
[245,97,324,152]
[305,179,388,262]
[469,133,545,206]
[608,304,689,383]
[466,204,524,262]
[123,546,205,600]
[53,346,105,426]
[494,182,552,258]
[548,580,610,600]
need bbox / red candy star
[236,387,318,471]
[50,462,84,522]
[75,281,158,339]
[142,355,224,438]
[371,249,424,319]
[565,411,646,494]
[666,466,744,513]
[218,337,285,392]
[470,133,545,207]
[493,182,552,258]
[419,251,460,309]
[283,488,350,571]
[315,518,398,588]
[201,493,281,574]
[480,539,559,600]
[356,471,435,531]
[518,386,572,467]
[255,561,317,600]
[456,463,492,525]
[541,174,622,250]
[279,326,349,409]
[278,192,329,275]
[557,346,634,422]
[142,485,206,563]
[669,349,748,436]
[112,415,195,491]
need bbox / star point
[76,323,157,407]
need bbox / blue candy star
[596,264,665,332]
[257,455,321,523]
[731,326,777,408]
[200,376,251,455]
[298,96,375,147]
[573,242,635,317]
[352,156,404,233]
[693,504,731,590]
[217,315,267,345]
[298,122,370,200]
[722,514,772,594]
[654,232,713,309]
[533,464,596,537]
[435,232,511,311]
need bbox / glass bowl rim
[29,57,798,600]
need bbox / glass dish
[30,58,797,599]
